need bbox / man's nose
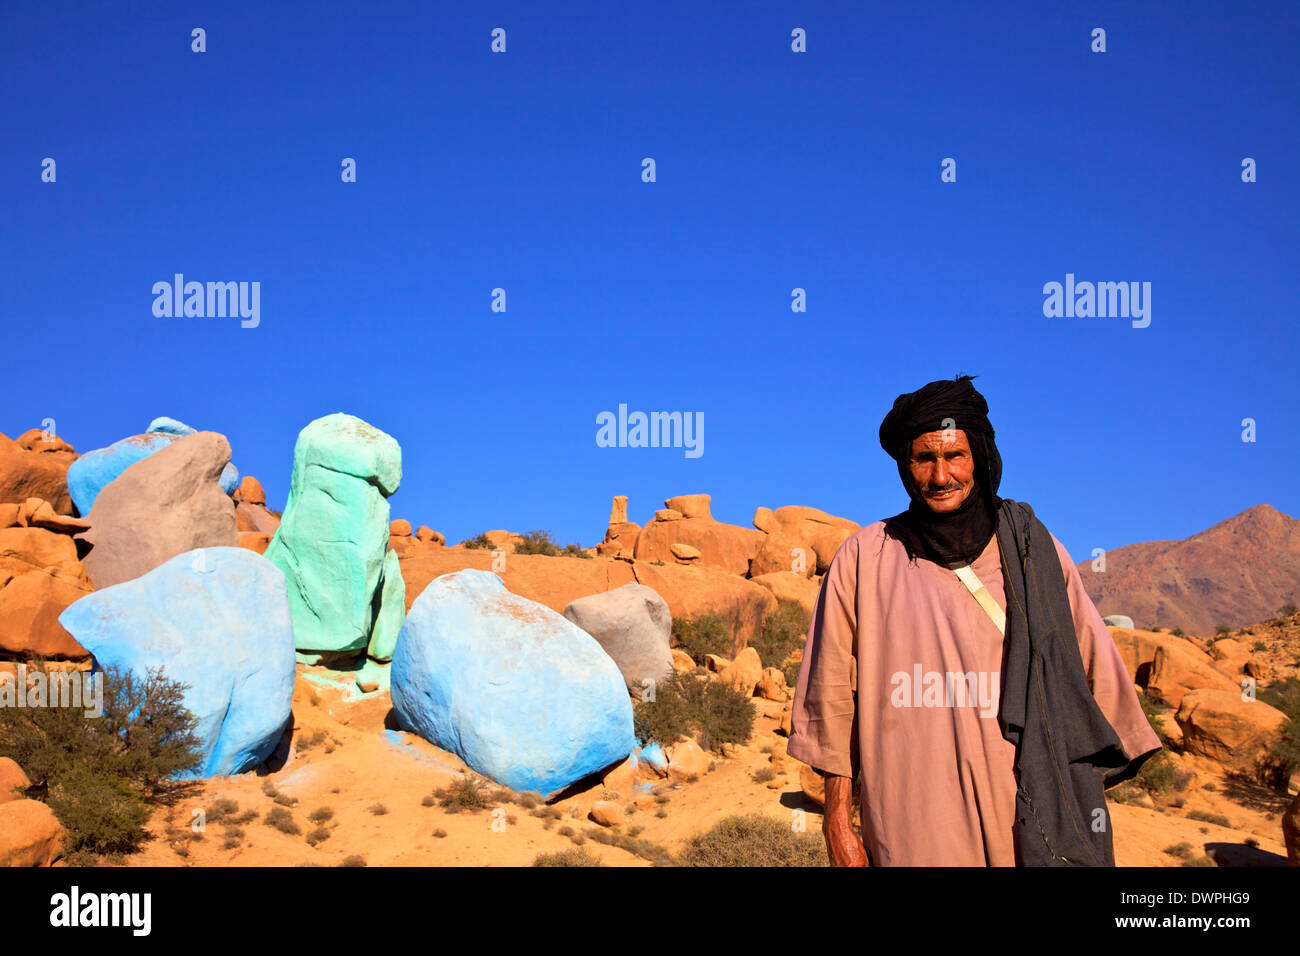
[932,459,950,486]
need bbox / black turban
[878,374,1003,567]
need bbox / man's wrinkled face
[908,429,976,513]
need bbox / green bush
[308,806,334,824]
[676,814,828,867]
[749,599,808,669]
[1253,640,1268,652]
[1278,603,1297,618]
[1257,676,1300,788]
[1215,624,1231,636]
[1186,809,1231,827]
[561,543,592,559]
[513,530,560,556]
[633,671,755,752]
[47,768,151,861]
[1172,628,1185,637]
[0,662,201,860]
[671,614,730,664]
[782,658,802,690]
[1134,751,1193,796]
[461,532,494,549]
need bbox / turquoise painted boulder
[391,570,637,794]
[265,413,402,657]
[68,418,240,514]
[367,549,405,662]
[58,547,296,778]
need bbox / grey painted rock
[77,432,237,588]
[1103,614,1135,629]
[563,582,674,695]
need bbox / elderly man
[788,375,1160,866]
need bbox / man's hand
[822,772,869,866]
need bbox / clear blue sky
[3,1,1297,564]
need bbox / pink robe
[787,521,1161,866]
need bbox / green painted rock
[266,414,402,655]
[367,548,406,661]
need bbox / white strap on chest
[952,564,1007,636]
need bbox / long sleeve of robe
[787,520,1161,866]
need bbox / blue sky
[3,1,1297,564]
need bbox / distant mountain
[1076,504,1300,636]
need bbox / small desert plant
[305,827,331,846]
[1187,810,1231,827]
[1215,624,1232,637]
[513,530,560,556]
[750,599,808,669]
[633,671,755,752]
[1253,640,1268,652]
[432,828,447,838]
[676,814,829,867]
[339,855,366,867]
[1172,627,1185,637]
[421,795,435,807]
[1163,842,1196,860]
[1278,603,1297,618]
[273,792,299,807]
[308,807,334,825]
[671,614,731,664]
[261,780,279,798]
[561,543,592,559]
[752,767,777,784]
[207,797,240,822]
[368,803,388,816]
[533,847,604,866]
[265,807,301,835]
[296,729,328,751]
[434,775,497,813]
[461,532,494,549]
[1258,676,1300,788]
[1133,751,1194,796]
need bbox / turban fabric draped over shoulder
[877,374,1003,568]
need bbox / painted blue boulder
[67,418,240,514]
[391,570,636,794]
[58,547,296,778]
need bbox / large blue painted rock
[58,547,296,778]
[68,418,240,514]
[391,570,637,794]
[265,413,402,658]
